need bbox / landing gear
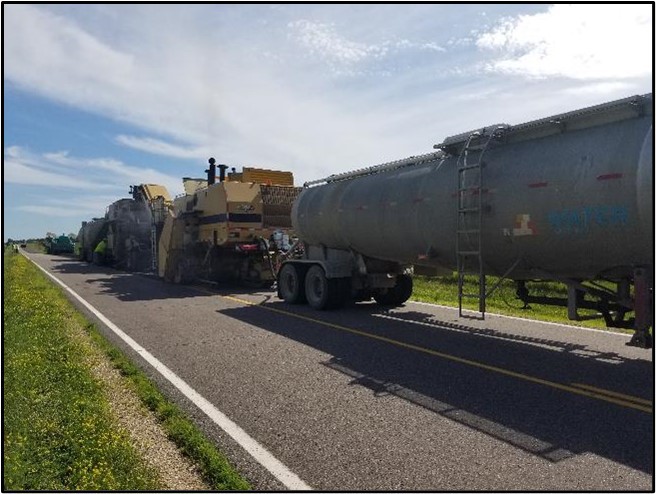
[627,331,652,349]
[627,268,653,349]
[516,271,653,349]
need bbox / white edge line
[408,300,632,338]
[26,255,312,491]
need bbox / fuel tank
[292,94,653,280]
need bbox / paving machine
[158,159,302,286]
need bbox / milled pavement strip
[25,256,312,491]
[219,294,652,414]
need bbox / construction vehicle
[77,184,172,271]
[105,184,172,272]
[279,94,654,348]
[158,159,301,286]
[77,218,108,262]
[44,233,75,254]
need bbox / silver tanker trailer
[278,93,653,348]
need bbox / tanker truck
[278,93,653,348]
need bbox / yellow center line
[570,383,652,406]
[217,293,652,414]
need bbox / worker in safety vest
[93,238,107,265]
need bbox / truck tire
[374,274,413,307]
[278,263,307,304]
[305,265,330,309]
[305,265,349,310]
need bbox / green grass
[84,327,251,490]
[25,241,47,253]
[3,247,250,490]
[411,273,628,331]
[3,248,160,490]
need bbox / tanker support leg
[627,267,653,349]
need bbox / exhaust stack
[206,158,217,186]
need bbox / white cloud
[289,19,387,66]
[4,5,135,112]
[4,153,111,189]
[476,4,652,80]
[16,194,119,218]
[17,205,96,217]
[116,135,209,159]
[4,146,183,196]
[287,19,446,76]
[560,82,636,97]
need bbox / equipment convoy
[76,161,301,287]
[72,93,653,348]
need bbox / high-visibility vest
[94,240,107,254]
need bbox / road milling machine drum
[158,158,302,286]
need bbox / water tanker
[279,93,653,347]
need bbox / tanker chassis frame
[516,267,653,348]
[277,244,414,310]
[279,249,653,348]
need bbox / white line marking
[27,256,311,491]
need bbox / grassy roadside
[84,322,250,490]
[411,274,628,331]
[3,248,250,490]
[4,249,160,490]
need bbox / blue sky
[3,4,652,241]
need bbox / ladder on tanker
[455,127,505,318]
[150,224,157,272]
[150,205,158,273]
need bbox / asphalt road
[26,252,654,491]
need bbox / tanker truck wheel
[278,263,307,304]
[374,274,413,307]
[304,265,347,310]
